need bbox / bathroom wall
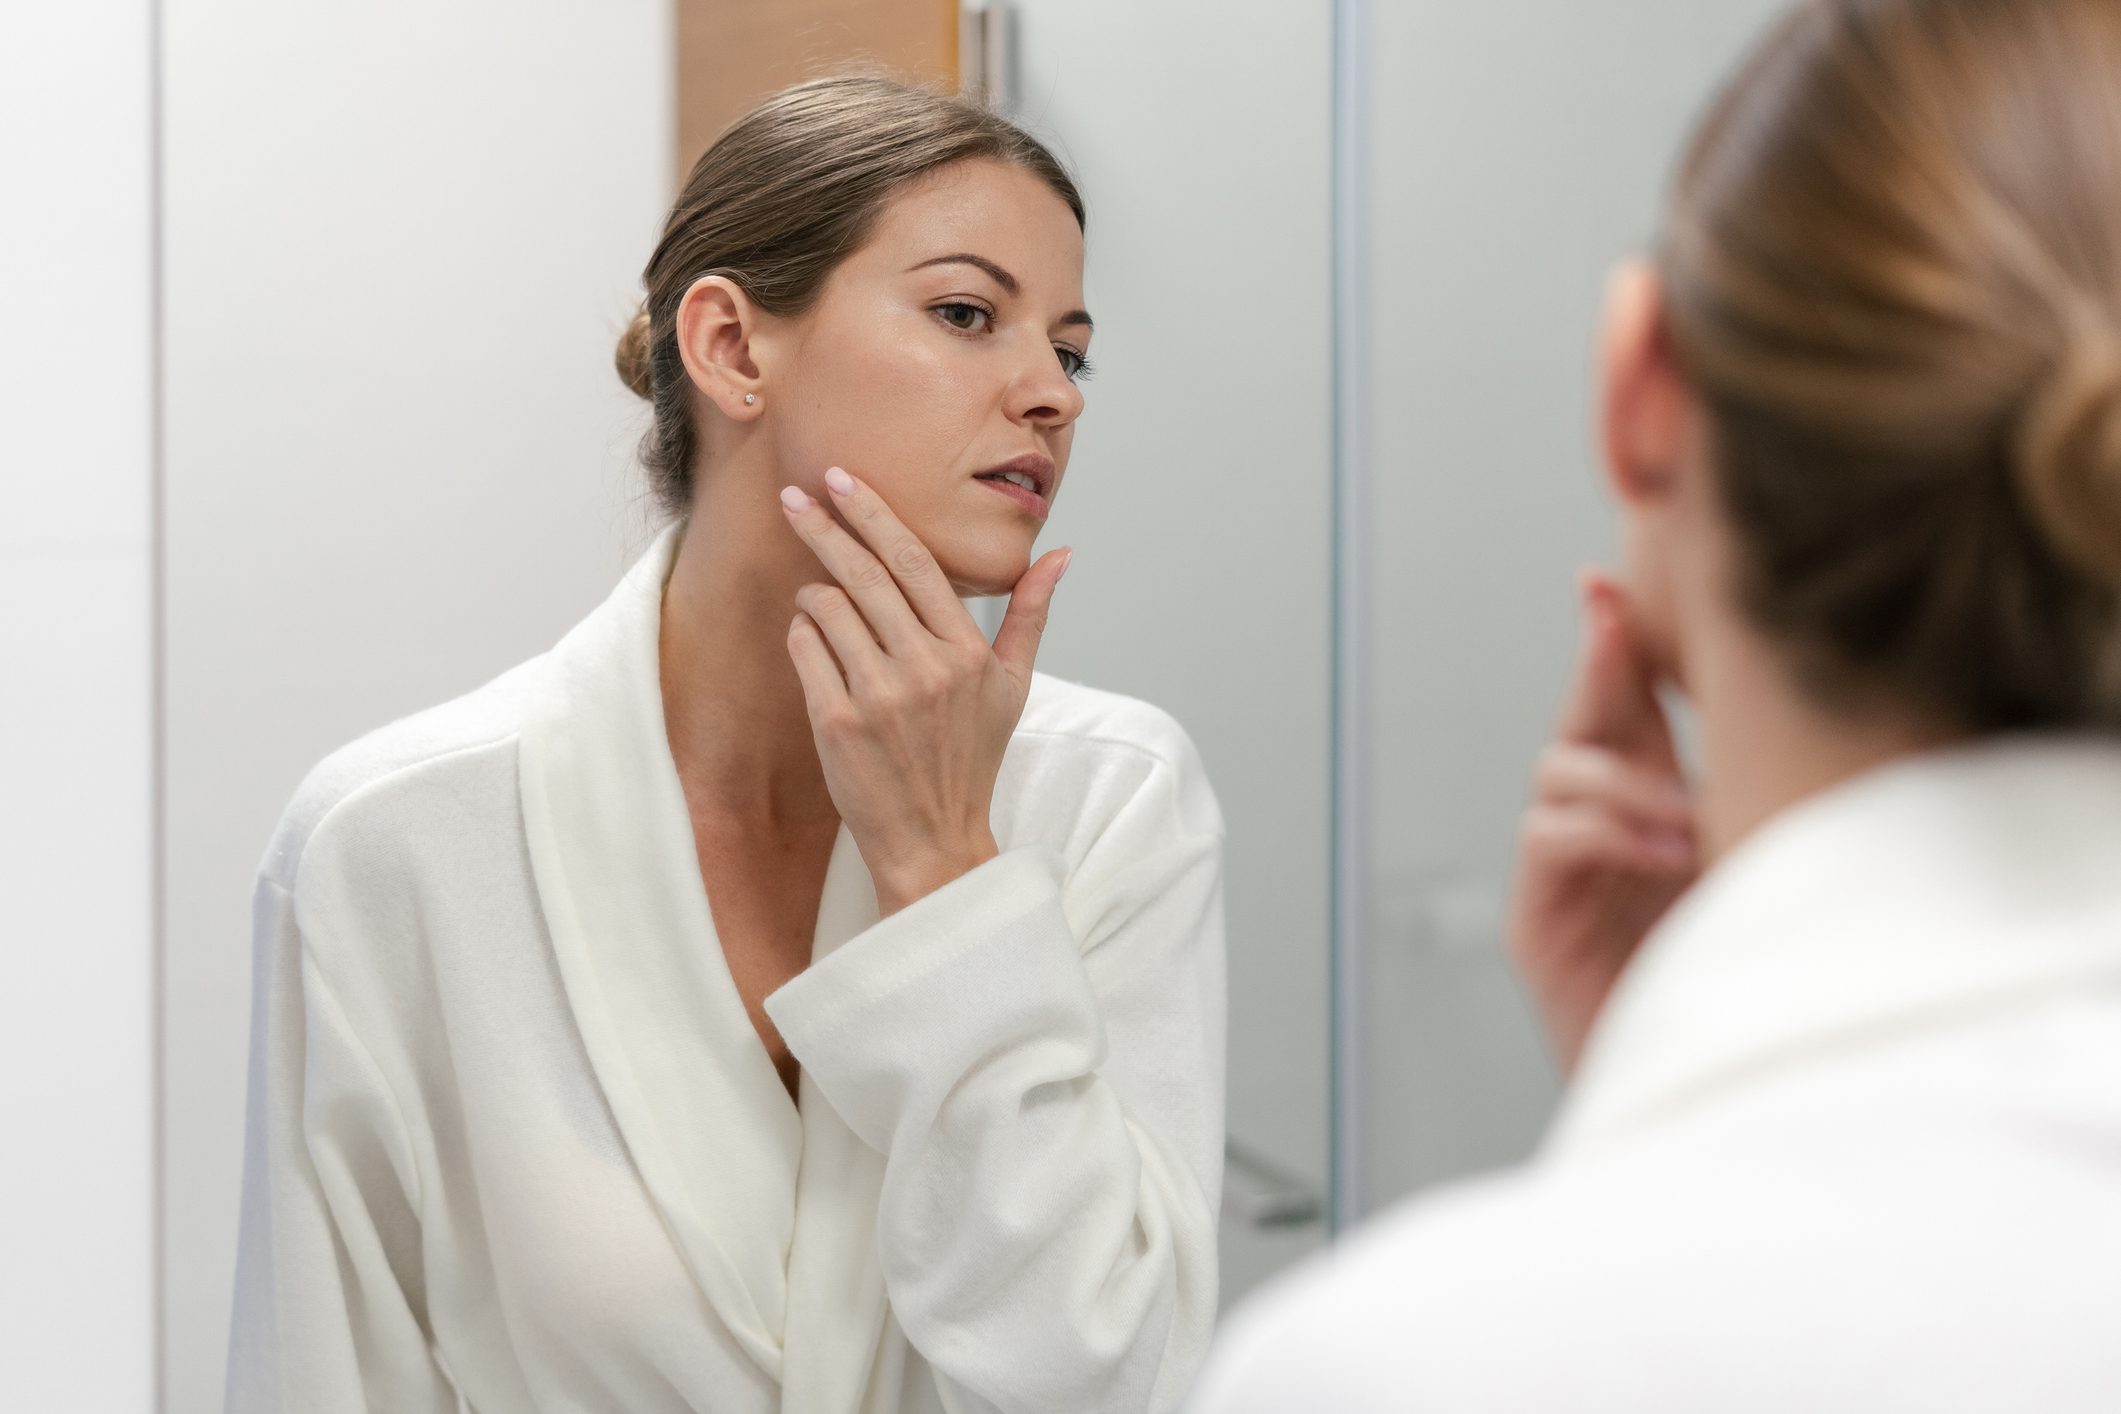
[0,2,157,1408]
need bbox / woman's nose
[1011,343,1086,427]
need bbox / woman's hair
[1659,0,2121,731]
[615,74,1084,518]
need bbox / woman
[225,77,1225,1414]
[1194,0,2121,1408]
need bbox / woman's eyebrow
[909,252,1020,292]
[908,252,1095,332]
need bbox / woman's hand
[1506,570,1699,1073]
[779,466,1071,915]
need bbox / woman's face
[758,158,1092,597]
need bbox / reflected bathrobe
[224,525,1227,1414]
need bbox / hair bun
[614,305,655,401]
[2014,330,2121,589]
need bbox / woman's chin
[938,548,1033,600]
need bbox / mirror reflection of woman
[225,77,1225,1414]
[1198,0,2121,1407]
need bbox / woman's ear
[675,275,768,420]
[1596,261,1691,509]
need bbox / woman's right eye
[934,301,992,333]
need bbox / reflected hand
[779,467,1071,915]
[1505,570,1699,1073]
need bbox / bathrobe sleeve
[765,750,1227,1414]
[225,876,461,1413]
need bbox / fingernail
[1055,549,1074,584]
[824,466,855,497]
[780,486,811,512]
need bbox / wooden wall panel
[676,0,960,183]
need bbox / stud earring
[743,394,757,406]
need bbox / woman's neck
[1686,617,1966,863]
[657,475,839,831]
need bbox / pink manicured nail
[823,466,855,497]
[780,486,811,512]
[1055,549,1074,584]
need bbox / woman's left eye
[1055,347,1095,382]
[934,301,991,333]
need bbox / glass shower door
[1335,0,1794,1223]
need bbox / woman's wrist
[870,829,1001,915]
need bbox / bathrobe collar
[517,523,890,1390]
[1547,736,2121,1159]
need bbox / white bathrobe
[224,525,1227,1414]
[1192,738,2121,1413]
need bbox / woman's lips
[976,475,1050,520]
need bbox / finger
[818,467,982,644]
[780,482,925,652]
[1533,742,1694,830]
[993,547,1072,686]
[1521,802,1697,877]
[786,612,851,719]
[793,582,886,692]
[1555,570,1680,768]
